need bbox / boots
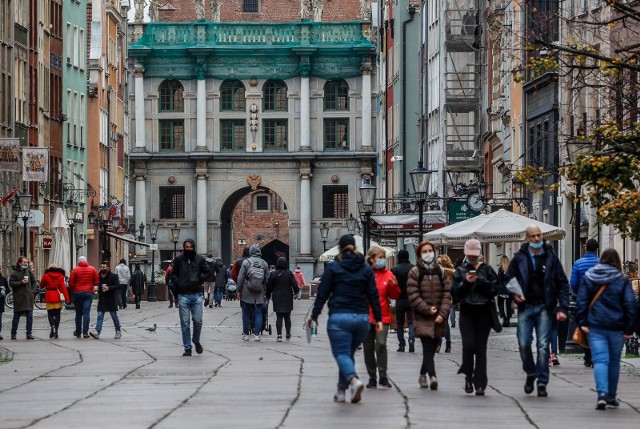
[445,341,451,353]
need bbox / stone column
[300,70,311,150]
[196,69,207,150]
[361,65,372,149]
[134,66,146,151]
[195,160,208,254]
[134,162,147,257]
[299,163,312,256]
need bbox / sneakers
[584,359,593,368]
[606,398,620,408]
[83,333,90,339]
[73,331,81,339]
[397,345,405,352]
[475,386,485,396]
[537,384,548,397]
[89,331,100,340]
[366,378,377,389]
[277,335,283,342]
[285,334,291,341]
[596,393,607,410]
[254,335,260,342]
[464,377,474,394]
[524,375,536,394]
[429,376,438,391]
[349,378,365,404]
[333,390,346,403]
[11,335,17,340]
[549,353,560,366]
[379,377,392,389]
[242,334,250,341]
[419,374,428,388]
[114,331,122,339]
[183,349,192,357]
[194,342,203,354]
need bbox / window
[322,186,349,218]
[324,119,349,150]
[324,80,349,110]
[263,80,287,111]
[159,186,185,219]
[220,80,245,111]
[159,119,184,150]
[159,79,184,112]
[254,193,271,213]
[243,0,258,12]
[263,119,288,151]
[221,120,246,151]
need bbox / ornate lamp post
[359,177,376,255]
[346,214,357,235]
[89,204,120,263]
[15,189,33,256]
[65,200,79,268]
[410,166,432,242]
[169,223,180,258]
[319,222,329,252]
[566,131,590,263]
[147,218,160,302]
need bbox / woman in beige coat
[407,241,452,390]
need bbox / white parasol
[49,207,71,274]
[318,234,396,262]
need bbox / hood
[45,267,66,276]
[77,260,90,268]
[215,259,225,268]
[337,251,366,272]
[397,249,410,262]
[249,244,261,257]
[205,257,214,263]
[585,263,622,284]
[183,238,196,250]
[276,257,288,270]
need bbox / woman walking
[363,246,400,389]
[451,239,499,395]
[266,257,299,341]
[497,256,513,328]
[9,256,37,340]
[0,266,8,340]
[576,249,636,410]
[40,264,70,338]
[437,254,455,353]
[408,242,451,390]
[308,234,382,404]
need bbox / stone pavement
[1,300,639,429]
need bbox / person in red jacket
[40,264,70,339]
[68,256,99,338]
[363,246,400,389]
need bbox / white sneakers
[418,374,428,388]
[333,390,346,403]
[242,334,250,341]
[349,378,365,404]
[89,331,100,340]
[114,331,122,339]
[254,335,260,342]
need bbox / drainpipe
[402,5,416,193]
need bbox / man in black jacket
[391,249,415,352]
[89,261,122,340]
[171,238,210,356]
[506,225,569,398]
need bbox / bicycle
[4,281,46,310]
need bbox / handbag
[489,297,503,333]
[572,284,606,349]
[57,288,65,302]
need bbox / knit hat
[78,256,87,262]
[397,249,410,262]
[464,239,482,257]
[338,234,356,249]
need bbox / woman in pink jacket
[363,246,400,389]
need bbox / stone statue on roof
[149,0,159,22]
[360,0,371,21]
[211,0,222,22]
[194,0,206,20]
[134,0,145,22]
[301,0,323,21]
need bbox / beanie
[338,234,356,249]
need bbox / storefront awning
[370,211,447,237]
[106,231,150,247]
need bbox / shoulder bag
[572,284,606,349]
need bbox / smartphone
[469,270,477,275]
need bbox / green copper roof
[130,21,374,80]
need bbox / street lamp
[319,222,329,252]
[64,200,79,308]
[89,204,120,263]
[170,223,180,258]
[147,218,160,302]
[15,189,32,256]
[410,166,433,242]
[566,130,591,263]
[359,176,376,255]
[346,213,357,235]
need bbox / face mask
[100,269,108,274]
[529,241,543,249]
[465,256,477,264]
[374,259,386,269]
[421,253,435,263]
[22,264,29,270]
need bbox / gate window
[159,186,185,219]
[322,185,348,218]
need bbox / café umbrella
[49,207,71,274]
[318,234,396,262]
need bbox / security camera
[391,155,403,163]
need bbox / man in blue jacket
[569,238,599,367]
[506,225,570,398]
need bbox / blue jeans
[242,302,264,335]
[178,293,203,351]
[11,310,33,336]
[214,289,223,306]
[549,317,558,355]
[517,304,550,385]
[326,313,370,389]
[95,311,121,333]
[74,292,94,335]
[588,327,625,399]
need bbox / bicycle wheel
[34,289,46,310]
[5,292,13,309]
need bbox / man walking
[115,259,131,309]
[238,244,269,341]
[391,249,415,352]
[90,261,122,340]
[204,255,216,308]
[171,238,209,356]
[130,264,147,309]
[506,225,570,397]
[68,256,99,338]
[569,238,599,367]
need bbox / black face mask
[184,248,195,258]
[100,269,108,274]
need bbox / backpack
[244,260,265,292]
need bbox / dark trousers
[134,293,142,308]
[275,312,292,336]
[395,297,414,346]
[458,304,493,389]
[119,284,128,308]
[419,336,437,377]
[498,295,513,321]
[47,308,62,331]
[11,310,33,336]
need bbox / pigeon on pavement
[145,323,157,332]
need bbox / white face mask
[421,252,435,263]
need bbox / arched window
[263,80,288,111]
[159,79,184,112]
[220,80,246,111]
[324,80,349,110]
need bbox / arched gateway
[128,20,377,280]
